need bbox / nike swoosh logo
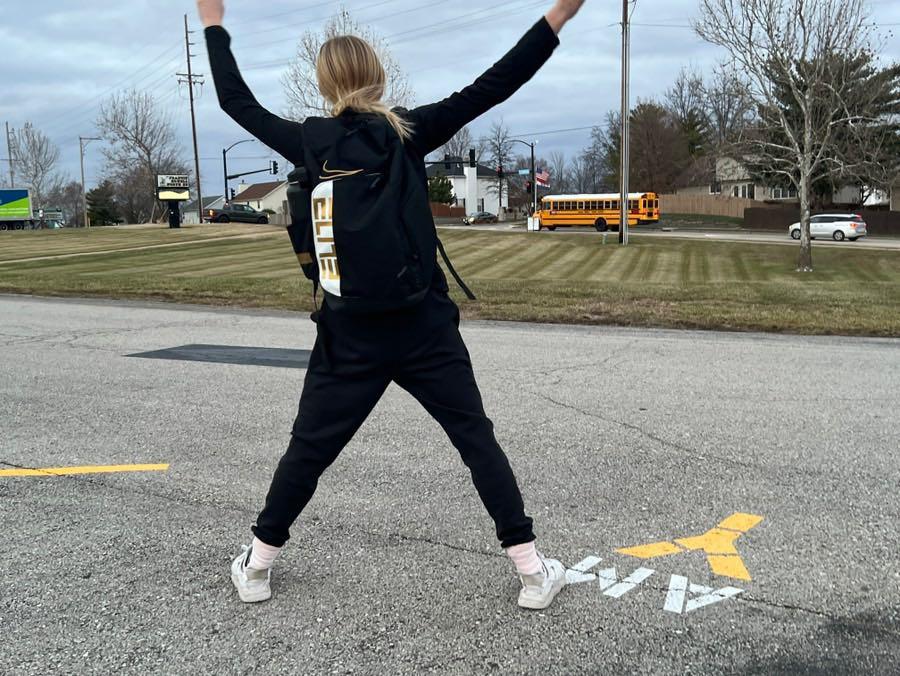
[320,161,363,179]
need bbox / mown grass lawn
[1,225,898,336]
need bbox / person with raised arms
[197,0,587,610]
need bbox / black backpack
[286,113,474,314]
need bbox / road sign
[518,169,531,176]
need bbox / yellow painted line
[0,463,170,478]
[616,512,764,582]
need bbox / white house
[232,180,289,218]
[426,157,509,217]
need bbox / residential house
[680,157,887,206]
[182,195,225,225]
[425,156,509,217]
[232,180,289,222]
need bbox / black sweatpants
[252,308,535,549]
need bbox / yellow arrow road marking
[0,464,170,478]
[616,512,764,581]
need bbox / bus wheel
[594,218,608,232]
[546,226,557,231]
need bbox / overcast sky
[3,0,899,198]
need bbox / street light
[79,136,101,228]
[223,139,255,202]
[510,138,538,217]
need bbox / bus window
[578,201,585,210]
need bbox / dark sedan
[463,212,499,225]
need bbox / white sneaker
[230,545,272,603]
[517,556,566,610]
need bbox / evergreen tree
[428,173,454,205]
[86,181,120,226]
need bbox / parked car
[204,203,269,224]
[463,212,498,225]
[789,214,867,241]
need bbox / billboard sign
[156,175,190,201]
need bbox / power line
[239,0,407,41]
[37,41,182,132]
[239,0,546,71]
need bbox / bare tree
[437,126,487,162]
[695,0,890,271]
[97,89,188,222]
[282,7,413,121]
[9,122,61,206]
[44,179,84,227]
[548,151,570,193]
[666,67,710,155]
[703,63,755,151]
[485,120,514,214]
[568,153,595,193]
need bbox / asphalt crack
[4,458,899,638]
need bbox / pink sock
[506,541,542,575]
[248,537,281,570]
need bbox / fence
[660,194,762,219]
[744,206,900,236]
[430,203,466,218]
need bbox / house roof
[232,181,286,202]
[426,157,497,179]
[183,195,224,212]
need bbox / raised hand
[196,0,225,28]
[546,0,586,33]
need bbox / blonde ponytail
[317,36,413,141]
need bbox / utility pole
[79,136,101,228]
[619,0,632,245]
[179,14,204,222]
[5,122,14,186]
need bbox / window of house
[748,184,755,199]
[710,182,722,195]
[733,186,740,197]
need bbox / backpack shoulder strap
[436,236,476,301]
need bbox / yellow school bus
[537,192,660,231]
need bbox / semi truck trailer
[0,189,64,230]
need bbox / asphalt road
[2,295,899,675]
[447,223,900,250]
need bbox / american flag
[535,168,550,187]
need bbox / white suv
[789,214,868,241]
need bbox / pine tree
[428,173,454,205]
[86,181,120,226]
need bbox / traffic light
[271,160,279,175]
[525,181,533,194]
[469,148,476,168]
[496,165,504,178]
[230,188,236,200]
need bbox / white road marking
[663,575,744,614]
[565,555,603,584]
[598,567,656,598]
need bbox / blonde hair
[317,35,412,141]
